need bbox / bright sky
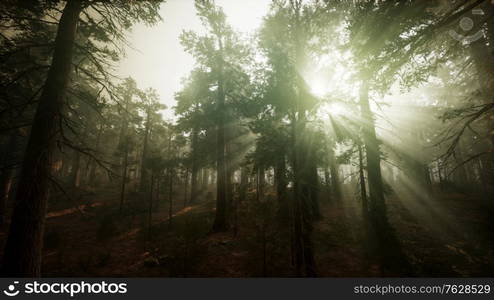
[117,0,271,121]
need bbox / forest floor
[0,185,493,277]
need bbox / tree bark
[323,167,331,202]
[190,127,199,204]
[69,149,81,188]
[87,123,103,186]
[119,143,129,214]
[201,168,209,191]
[139,107,152,193]
[70,114,91,189]
[155,173,161,211]
[148,173,154,240]
[291,115,304,277]
[1,0,82,277]
[275,154,288,223]
[256,166,265,203]
[239,166,248,203]
[183,167,189,208]
[168,168,174,228]
[225,138,234,210]
[212,38,228,232]
[290,3,317,275]
[307,146,320,219]
[358,143,368,216]
[0,131,18,226]
[360,80,387,224]
[328,145,341,201]
[360,80,411,275]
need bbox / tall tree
[1,0,161,276]
[1,0,84,277]
[181,0,250,231]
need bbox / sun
[304,51,357,99]
[310,78,330,97]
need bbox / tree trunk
[155,173,161,211]
[358,143,368,216]
[70,115,91,188]
[291,114,304,277]
[256,166,265,203]
[87,124,103,186]
[119,144,129,214]
[436,160,442,190]
[225,138,234,210]
[201,168,209,191]
[212,39,228,232]
[183,167,189,208]
[168,168,174,228]
[307,147,320,219]
[239,166,248,203]
[323,167,331,202]
[298,132,318,277]
[139,107,152,193]
[360,80,410,275]
[190,127,199,204]
[69,149,81,188]
[1,0,82,277]
[148,173,154,240]
[360,80,386,224]
[290,8,318,272]
[328,145,341,201]
[0,131,18,226]
[275,155,288,223]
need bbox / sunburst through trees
[0,0,493,277]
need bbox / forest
[0,0,493,278]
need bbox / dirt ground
[0,184,492,277]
